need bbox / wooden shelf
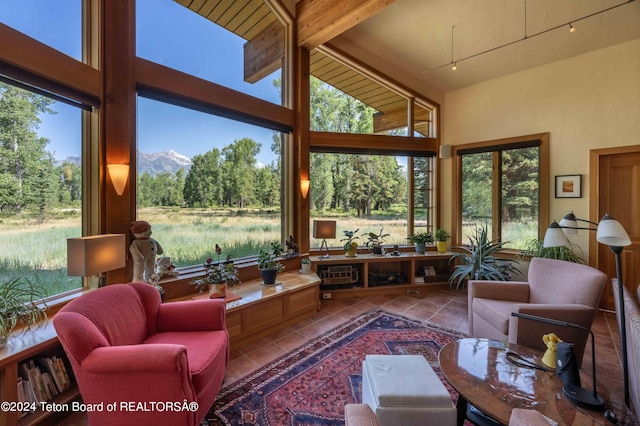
[313,252,453,298]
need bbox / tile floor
[58,286,626,425]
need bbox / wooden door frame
[589,144,640,309]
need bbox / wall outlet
[322,293,332,299]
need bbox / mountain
[137,150,192,176]
[55,150,192,176]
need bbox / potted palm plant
[0,277,48,347]
[341,229,360,257]
[407,232,434,254]
[435,228,450,253]
[448,225,519,291]
[258,243,285,285]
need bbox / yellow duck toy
[541,333,563,368]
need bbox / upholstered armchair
[468,257,606,365]
[53,282,229,426]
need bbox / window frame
[451,133,550,249]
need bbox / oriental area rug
[204,308,468,426]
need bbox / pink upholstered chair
[468,257,606,365]
[53,282,229,426]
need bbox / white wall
[440,38,640,258]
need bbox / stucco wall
[440,37,640,258]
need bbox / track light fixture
[422,0,632,74]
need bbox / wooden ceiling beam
[310,131,437,156]
[297,0,397,50]
[244,20,285,83]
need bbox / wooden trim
[310,131,438,156]
[136,58,295,133]
[0,23,100,99]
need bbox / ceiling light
[452,63,457,71]
[569,23,576,33]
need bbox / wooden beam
[297,0,397,50]
[244,20,285,84]
[373,107,430,133]
[310,131,437,156]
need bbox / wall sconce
[107,164,129,196]
[300,179,310,199]
[67,234,127,287]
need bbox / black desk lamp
[543,212,631,407]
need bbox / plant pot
[414,243,426,254]
[345,243,358,257]
[260,269,278,285]
[301,263,312,273]
[436,241,448,253]
[372,246,385,255]
[209,281,227,298]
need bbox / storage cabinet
[313,252,453,298]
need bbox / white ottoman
[362,354,456,426]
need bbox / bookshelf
[313,252,453,298]
[0,322,79,426]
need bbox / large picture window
[136,97,283,266]
[456,135,549,249]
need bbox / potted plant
[258,243,285,285]
[448,225,519,291]
[0,277,48,347]
[521,239,585,264]
[341,229,360,257]
[194,258,240,298]
[301,257,312,273]
[407,232,434,254]
[366,228,390,255]
[435,228,450,253]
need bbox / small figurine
[541,332,563,368]
[129,220,164,283]
[155,256,179,279]
[286,235,299,257]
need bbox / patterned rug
[204,308,468,426]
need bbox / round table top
[438,338,611,425]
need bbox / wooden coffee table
[439,338,612,426]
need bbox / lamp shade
[313,220,336,239]
[596,214,631,247]
[543,221,570,248]
[67,234,126,276]
[559,211,579,236]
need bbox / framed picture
[555,174,582,198]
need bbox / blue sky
[1,0,282,165]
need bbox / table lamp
[67,234,127,287]
[544,212,632,407]
[313,220,336,259]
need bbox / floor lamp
[544,213,631,407]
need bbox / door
[592,147,640,310]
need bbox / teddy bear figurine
[541,332,563,368]
[129,220,164,283]
[155,256,179,279]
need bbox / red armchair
[53,282,229,426]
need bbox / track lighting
[452,62,457,71]
[569,23,575,33]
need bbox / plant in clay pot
[407,232,434,254]
[366,228,390,255]
[341,229,360,257]
[258,243,285,285]
[301,257,312,273]
[434,228,450,253]
[0,277,48,347]
[194,258,240,298]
